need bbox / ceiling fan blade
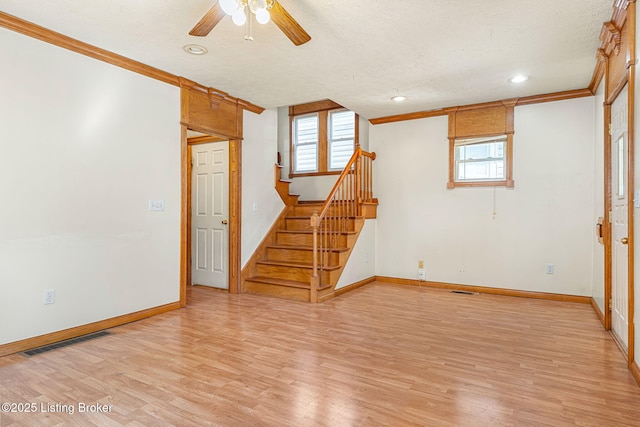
[189,3,226,37]
[270,1,311,46]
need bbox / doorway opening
[185,130,231,302]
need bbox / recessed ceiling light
[509,74,529,83]
[391,95,407,102]
[183,44,208,55]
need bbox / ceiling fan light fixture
[232,7,247,26]
[183,44,208,55]
[256,8,270,24]
[220,0,239,16]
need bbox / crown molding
[369,109,447,125]
[0,11,264,114]
[369,89,592,125]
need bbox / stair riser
[292,205,324,216]
[245,281,310,302]
[276,233,350,247]
[266,248,340,265]
[285,218,356,232]
[257,264,332,283]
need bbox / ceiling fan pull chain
[244,10,254,41]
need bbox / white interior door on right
[611,85,629,350]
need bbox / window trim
[292,113,320,173]
[454,135,508,184]
[289,102,358,178]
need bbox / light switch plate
[149,200,165,211]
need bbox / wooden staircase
[242,149,376,303]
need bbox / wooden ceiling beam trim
[515,88,593,106]
[589,49,609,93]
[0,11,264,114]
[369,89,593,125]
[368,109,447,125]
[289,100,343,116]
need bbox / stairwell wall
[241,109,285,268]
[335,220,376,290]
[370,97,596,296]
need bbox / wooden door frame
[592,0,637,371]
[602,1,636,368]
[179,82,246,307]
[181,127,243,305]
[606,82,633,352]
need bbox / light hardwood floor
[1,282,639,426]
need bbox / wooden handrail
[311,147,376,290]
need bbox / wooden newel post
[310,211,320,303]
[355,151,362,216]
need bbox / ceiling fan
[189,0,311,46]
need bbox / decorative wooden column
[179,78,263,301]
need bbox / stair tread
[286,215,359,220]
[296,200,325,205]
[279,179,293,183]
[276,229,357,235]
[267,244,349,252]
[245,276,332,290]
[257,260,341,270]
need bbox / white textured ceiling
[0,0,613,119]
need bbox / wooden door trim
[182,130,241,305]
[604,102,613,330]
[625,1,635,366]
[181,127,189,306]
[600,2,636,373]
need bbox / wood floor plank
[1,282,639,426]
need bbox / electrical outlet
[149,200,165,211]
[44,289,55,305]
[418,260,424,269]
[546,264,555,275]
[418,268,426,280]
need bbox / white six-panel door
[611,85,629,350]
[191,141,229,289]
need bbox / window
[328,110,355,170]
[455,136,506,182]
[290,102,358,177]
[293,114,319,173]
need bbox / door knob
[621,237,629,244]
[221,219,228,225]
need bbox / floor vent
[22,331,111,356]
[451,290,476,295]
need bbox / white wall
[335,220,376,289]
[592,81,606,312]
[0,28,181,344]
[241,109,285,268]
[370,97,596,296]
